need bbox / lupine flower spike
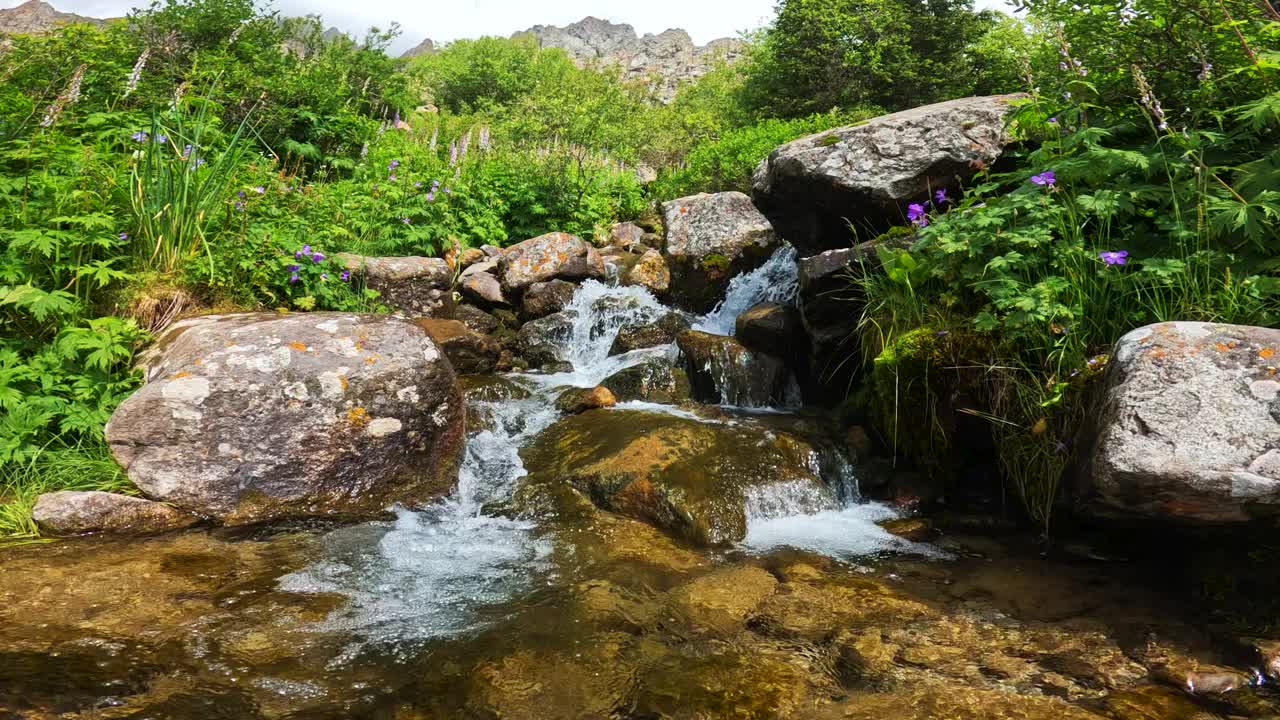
[124,48,151,97]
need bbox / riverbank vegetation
[1,0,1276,538]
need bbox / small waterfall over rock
[694,245,799,336]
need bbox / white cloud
[4,0,1016,54]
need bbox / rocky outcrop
[453,303,500,335]
[676,330,793,408]
[0,0,107,34]
[1083,322,1280,524]
[609,312,690,355]
[104,313,466,525]
[511,17,744,102]
[337,253,454,317]
[752,94,1025,255]
[661,192,780,312]
[459,262,509,309]
[414,318,501,375]
[32,491,199,536]
[498,232,606,292]
[520,409,835,544]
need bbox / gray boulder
[522,279,578,320]
[623,248,671,295]
[32,491,199,536]
[752,94,1024,256]
[453,303,500,335]
[517,309,579,369]
[414,318,501,375]
[498,232,607,292]
[105,313,466,525]
[600,359,692,404]
[459,270,508,308]
[337,253,454,317]
[609,312,691,356]
[661,191,780,312]
[1084,322,1280,524]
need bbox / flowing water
[3,246,1279,719]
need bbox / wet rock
[459,270,509,309]
[600,359,691,404]
[452,303,499,335]
[521,279,577,320]
[752,94,1024,255]
[520,409,834,545]
[660,191,780,312]
[753,576,936,641]
[498,232,606,292]
[878,517,933,542]
[807,687,1109,720]
[676,329,792,407]
[556,386,617,415]
[1084,322,1280,524]
[32,491,199,536]
[835,629,901,682]
[105,313,465,525]
[623,248,671,295]
[609,312,690,355]
[464,635,635,720]
[1102,685,1222,720]
[414,318,501,375]
[336,253,454,317]
[846,425,873,458]
[460,374,533,403]
[608,221,646,249]
[516,309,578,369]
[735,301,803,358]
[631,645,808,720]
[573,579,660,631]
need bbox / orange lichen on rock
[346,407,371,428]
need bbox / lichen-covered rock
[623,248,671,295]
[735,302,803,358]
[752,95,1024,255]
[498,232,606,292]
[600,359,691,404]
[676,330,793,408]
[660,192,779,312]
[104,313,465,525]
[32,491,199,536]
[459,270,508,309]
[556,386,617,415]
[458,247,487,269]
[516,309,578,369]
[522,279,577,320]
[520,409,835,545]
[608,221,646,249]
[414,318,501,375]
[453,303,500,335]
[336,253,454,317]
[609,312,690,355]
[1084,322,1280,524]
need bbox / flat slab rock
[105,312,466,525]
[1085,322,1280,523]
[32,491,199,536]
[752,94,1024,255]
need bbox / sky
[5,0,1015,54]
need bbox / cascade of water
[694,245,799,336]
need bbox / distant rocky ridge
[0,0,109,35]
[406,16,744,102]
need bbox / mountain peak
[0,0,108,35]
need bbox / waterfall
[694,245,799,336]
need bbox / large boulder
[1083,322,1280,524]
[336,253,454,317]
[104,313,466,525]
[519,409,836,545]
[660,192,780,312]
[414,318,501,375]
[498,232,607,292]
[752,94,1024,255]
[459,269,509,309]
[32,491,199,536]
[676,330,793,408]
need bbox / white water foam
[694,245,799,336]
[741,503,945,559]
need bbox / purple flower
[443,187,452,195]
[414,181,422,188]
[934,189,947,205]
[286,264,300,272]
[1030,170,1056,187]
[289,272,299,284]
[401,217,411,224]
[234,201,244,211]
[156,134,168,143]
[254,185,265,194]
[182,144,193,158]
[426,191,435,202]
[907,203,928,227]
[1047,117,1058,124]
[1099,250,1129,266]
[191,157,205,169]
[340,270,350,282]
[237,190,246,199]
[311,252,325,263]
[388,173,396,182]
[388,159,400,170]
[117,232,128,240]
[130,130,148,143]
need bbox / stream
[3,250,1279,719]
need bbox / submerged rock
[520,409,834,545]
[414,318,501,375]
[104,312,465,525]
[752,94,1024,255]
[498,232,607,291]
[676,329,792,408]
[556,386,617,415]
[609,312,690,355]
[600,359,691,404]
[1084,322,1280,524]
[32,491,199,536]
[336,253,454,317]
[660,191,780,312]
